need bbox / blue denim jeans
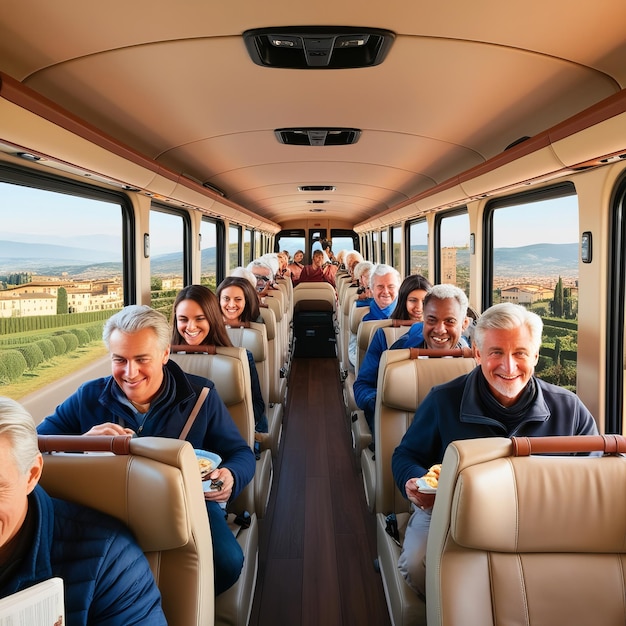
[206,501,244,595]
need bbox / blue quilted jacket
[0,486,166,626]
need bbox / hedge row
[0,310,117,336]
[0,329,98,382]
[0,323,104,349]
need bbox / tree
[57,287,68,314]
[552,276,564,318]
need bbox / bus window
[329,229,358,257]
[381,229,388,264]
[254,230,262,258]
[408,219,428,279]
[244,228,253,265]
[276,229,306,260]
[229,224,242,271]
[391,225,402,271]
[150,207,187,317]
[0,175,125,400]
[436,210,469,295]
[371,231,379,263]
[488,188,579,390]
[200,218,218,290]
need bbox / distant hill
[0,239,217,278]
[1,240,576,280]
[411,242,578,278]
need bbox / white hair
[230,266,257,290]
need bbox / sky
[1,182,578,253]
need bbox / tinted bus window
[371,231,379,263]
[229,224,242,270]
[244,229,253,265]
[437,210,469,295]
[381,229,388,264]
[488,188,579,389]
[408,220,428,279]
[150,208,186,317]
[200,218,218,290]
[0,176,124,400]
[391,225,401,271]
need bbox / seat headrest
[39,437,201,553]
[381,357,476,412]
[169,349,247,406]
[452,454,626,553]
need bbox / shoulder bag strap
[179,387,210,440]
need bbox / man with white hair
[0,396,167,624]
[392,302,599,599]
[362,264,400,321]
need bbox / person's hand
[83,422,135,436]
[405,478,436,510]
[204,467,234,503]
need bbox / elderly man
[0,396,167,624]
[360,264,400,320]
[354,284,469,435]
[37,305,255,596]
[392,302,599,598]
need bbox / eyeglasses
[254,275,271,282]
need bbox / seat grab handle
[38,434,132,455]
[511,434,626,456]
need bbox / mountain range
[0,239,578,279]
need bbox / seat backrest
[338,290,359,371]
[264,292,288,376]
[169,345,255,513]
[259,305,286,404]
[427,435,626,626]
[38,435,214,626]
[374,349,477,514]
[226,322,270,408]
[293,282,337,314]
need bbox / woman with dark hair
[172,285,269,441]
[391,274,432,322]
[216,276,262,325]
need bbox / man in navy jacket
[392,303,599,598]
[37,305,255,595]
[0,396,167,625]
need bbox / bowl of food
[416,463,441,494]
[194,450,222,492]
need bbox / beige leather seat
[226,322,283,457]
[348,320,414,455]
[374,348,476,626]
[169,345,260,626]
[427,435,626,626]
[38,435,214,626]
[264,292,290,389]
[338,288,358,377]
[292,282,338,358]
[292,281,337,313]
[259,304,288,406]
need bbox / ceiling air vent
[307,200,328,204]
[275,128,361,146]
[244,27,394,69]
[299,185,336,192]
